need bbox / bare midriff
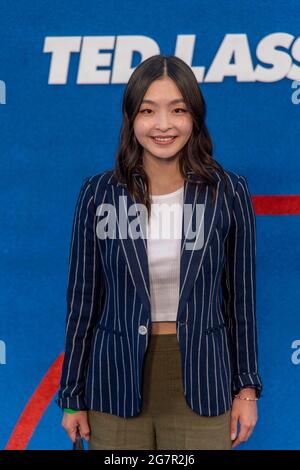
[151,321,177,335]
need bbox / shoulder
[212,167,249,196]
[83,168,115,195]
[73,169,116,208]
[219,168,240,188]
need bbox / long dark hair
[113,54,228,218]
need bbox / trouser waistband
[147,333,179,352]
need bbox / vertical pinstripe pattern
[57,168,263,417]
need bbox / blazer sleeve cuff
[55,395,88,411]
[232,372,263,398]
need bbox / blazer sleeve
[221,175,263,398]
[56,177,105,410]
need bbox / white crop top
[146,185,184,322]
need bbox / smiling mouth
[150,136,177,145]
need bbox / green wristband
[64,408,79,414]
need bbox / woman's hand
[230,388,258,448]
[62,411,91,443]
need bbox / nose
[154,110,173,131]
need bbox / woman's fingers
[230,413,238,442]
[69,426,78,443]
[78,422,91,441]
[231,420,256,448]
[62,411,90,443]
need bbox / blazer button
[138,325,148,335]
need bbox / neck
[143,155,184,190]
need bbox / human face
[133,76,193,162]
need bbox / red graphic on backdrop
[5,354,64,450]
[253,195,300,215]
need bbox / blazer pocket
[96,324,124,337]
[204,321,227,335]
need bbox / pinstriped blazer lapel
[110,181,151,313]
[110,170,225,322]
[177,171,225,321]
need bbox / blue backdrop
[1,0,300,450]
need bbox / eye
[174,108,187,113]
[140,109,152,114]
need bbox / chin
[149,146,183,157]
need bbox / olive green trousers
[88,333,232,450]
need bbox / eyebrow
[141,98,186,105]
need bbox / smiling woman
[57,54,263,451]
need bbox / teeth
[153,137,175,141]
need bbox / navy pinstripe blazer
[57,167,263,417]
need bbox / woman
[57,55,263,450]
